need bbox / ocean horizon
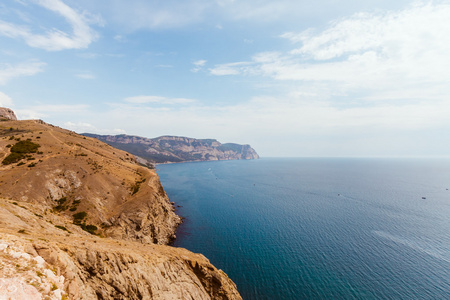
[157,157,450,299]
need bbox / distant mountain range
[82,134,259,164]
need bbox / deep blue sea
[157,158,450,299]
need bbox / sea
[156,158,450,300]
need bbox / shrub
[11,140,40,153]
[54,197,68,211]
[81,224,98,234]
[55,225,69,232]
[73,211,87,224]
[2,152,25,165]
[2,140,41,165]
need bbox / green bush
[54,197,68,211]
[55,225,69,232]
[81,224,98,234]
[2,140,41,165]
[73,211,87,224]
[11,140,40,153]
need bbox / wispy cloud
[0,0,101,51]
[81,92,450,157]
[0,91,13,106]
[191,59,207,72]
[124,95,196,105]
[75,72,96,79]
[64,121,126,135]
[209,61,253,75]
[210,2,450,101]
[15,104,89,120]
[103,0,210,30]
[0,61,46,85]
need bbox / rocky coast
[0,109,242,300]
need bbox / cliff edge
[0,117,242,299]
[83,134,259,164]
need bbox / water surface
[157,158,450,299]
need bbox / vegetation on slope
[2,139,41,165]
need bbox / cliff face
[0,118,242,299]
[83,134,259,164]
[0,203,242,300]
[0,107,17,121]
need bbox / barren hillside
[0,118,242,299]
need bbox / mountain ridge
[83,133,259,164]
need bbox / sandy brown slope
[0,119,242,299]
[0,119,181,245]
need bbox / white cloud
[64,121,126,134]
[0,91,13,106]
[75,72,96,79]
[0,0,100,51]
[39,104,89,113]
[155,64,174,68]
[209,61,253,76]
[124,95,196,105]
[191,59,207,72]
[102,0,210,30]
[211,2,450,101]
[113,34,126,42]
[193,60,207,67]
[74,91,450,157]
[16,104,89,119]
[0,61,46,85]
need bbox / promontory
[0,109,242,300]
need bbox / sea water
[157,158,450,299]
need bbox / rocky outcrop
[83,134,260,163]
[0,107,17,121]
[0,202,242,300]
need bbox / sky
[1,0,450,157]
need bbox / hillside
[0,117,242,299]
[83,134,259,164]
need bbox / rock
[0,107,17,121]
[83,133,260,163]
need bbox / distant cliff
[83,134,260,164]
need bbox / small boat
[422,197,426,199]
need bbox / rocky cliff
[0,204,241,300]
[0,107,17,121]
[0,118,242,299]
[83,134,259,164]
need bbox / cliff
[0,204,241,299]
[83,134,259,164]
[0,118,242,299]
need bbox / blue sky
[1,0,450,157]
